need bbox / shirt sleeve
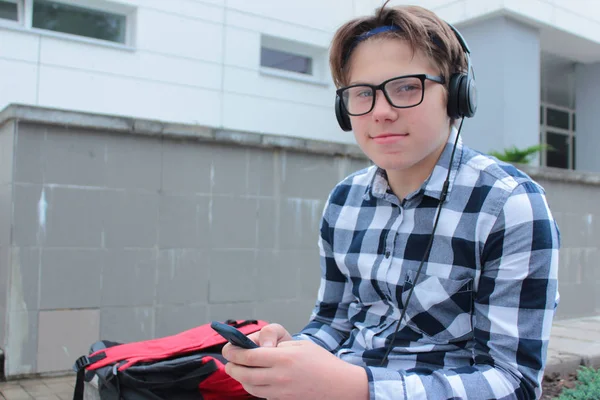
[293,194,354,352]
[365,181,561,400]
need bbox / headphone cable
[379,117,464,367]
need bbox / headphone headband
[446,22,470,54]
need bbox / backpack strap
[72,353,107,400]
[225,319,258,328]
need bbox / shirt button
[385,251,391,258]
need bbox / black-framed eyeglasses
[336,74,446,116]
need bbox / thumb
[258,323,291,347]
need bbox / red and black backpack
[72,319,268,400]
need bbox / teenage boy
[222,3,560,400]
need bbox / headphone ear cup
[462,76,477,118]
[335,95,352,132]
[447,73,463,119]
[457,75,470,118]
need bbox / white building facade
[1,0,600,171]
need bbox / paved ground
[1,315,600,399]
[0,375,73,400]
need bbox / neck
[386,129,452,200]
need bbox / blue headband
[344,25,402,65]
[357,25,402,41]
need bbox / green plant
[488,144,549,164]
[555,366,600,400]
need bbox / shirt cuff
[291,333,330,349]
[364,366,407,400]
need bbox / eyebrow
[347,74,421,86]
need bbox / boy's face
[346,38,451,176]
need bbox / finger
[277,339,305,348]
[225,362,271,386]
[258,323,292,347]
[222,345,280,368]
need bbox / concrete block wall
[0,105,369,377]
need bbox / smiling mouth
[371,133,408,139]
[371,133,409,144]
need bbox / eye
[396,84,419,93]
[355,89,373,98]
[387,77,422,95]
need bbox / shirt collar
[364,126,463,202]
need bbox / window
[261,47,313,75]
[540,103,576,170]
[259,35,327,84]
[32,0,126,43]
[0,0,133,46]
[0,0,19,22]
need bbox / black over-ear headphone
[446,23,477,120]
[335,22,477,132]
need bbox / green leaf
[489,144,554,164]
[556,366,600,400]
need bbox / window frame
[259,34,328,87]
[540,102,576,170]
[0,0,135,48]
[0,0,23,26]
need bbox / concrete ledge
[0,104,134,133]
[545,316,600,377]
[0,103,368,159]
[5,104,599,185]
[545,350,584,377]
[518,163,600,187]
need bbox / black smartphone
[210,321,259,349]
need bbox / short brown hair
[329,3,467,89]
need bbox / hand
[222,339,369,400]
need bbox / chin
[371,156,418,172]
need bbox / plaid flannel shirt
[294,129,560,400]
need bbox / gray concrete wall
[458,16,541,156]
[0,120,15,353]
[520,166,600,320]
[575,62,600,173]
[0,105,369,377]
[0,105,598,378]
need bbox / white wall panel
[502,0,554,25]
[38,65,221,126]
[39,36,222,90]
[223,66,332,108]
[0,59,38,110]
[122,0,224,23]
[0,29,40,63]
[226,0,354,32]
[225,9,331,48]
[222,92,352,144]
[136,8,223,63]
[223,26,259,70]
[550,3,600,42]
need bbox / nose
[371,90,398,123]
